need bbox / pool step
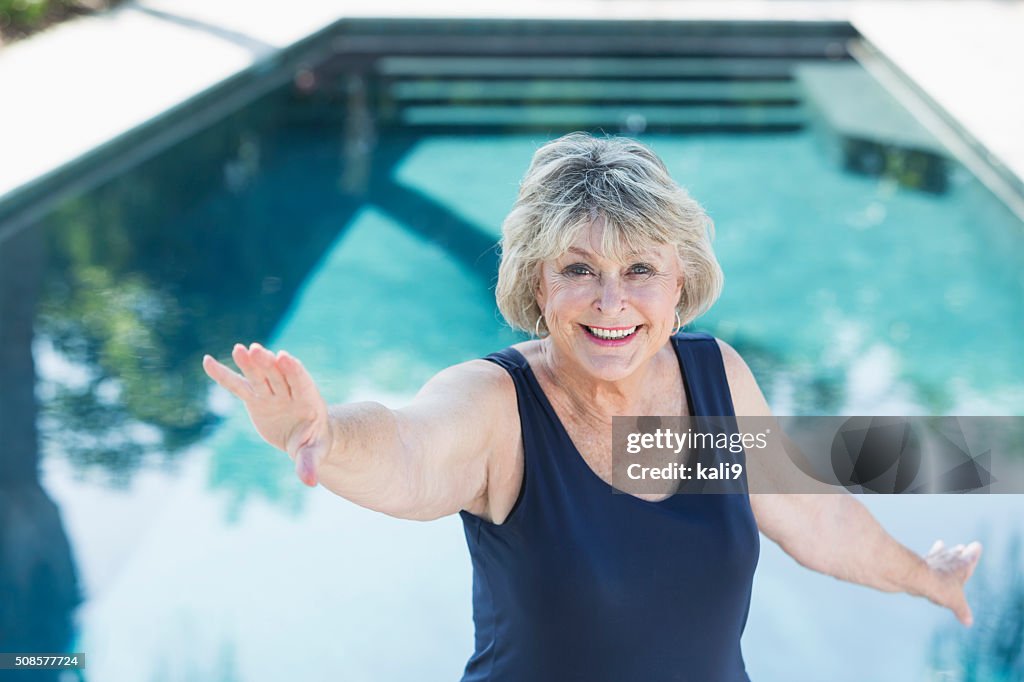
[295,20,857,133]
[378,56,808,131]
[400,104,805,129]
[376,56,801,79]
[389,79,799,103]
[796,62,950,192]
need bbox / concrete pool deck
[1,0,1023,238]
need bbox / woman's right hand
[202,343,332,487]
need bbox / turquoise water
[396,134,1024,416]
[3,71,1023,681]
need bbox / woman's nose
[595,276,626,313]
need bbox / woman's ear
[534,263,548,309]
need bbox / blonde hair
[495,132,723,335]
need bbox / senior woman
[203,133,981,681]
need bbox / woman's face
[536,220,684,382]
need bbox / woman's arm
[750,491,981,625]
[715,339,983,626]
[332,359,520,521]
[203,343,517,522]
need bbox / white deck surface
[0,0,1022,223]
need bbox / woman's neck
[535,338,671,421]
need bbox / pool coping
[1,0,1022,240]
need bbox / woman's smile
[580,323,643,345]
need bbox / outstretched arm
[716,339,983,627]
[752,491,981,625]
[203,342,514,521]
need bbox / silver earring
[672,310,682,335]
[534,313,546,338]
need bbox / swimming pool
[2,18,1022,682]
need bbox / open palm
[202,342,331,486]
[924,539,983,626]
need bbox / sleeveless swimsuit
[459,332,760,681]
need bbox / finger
[957,598,974,627]
[232,343,266,394]
[202,354,255,400]
[236,343,272,396]
[249,343,289,397]
[272,351,298,400]
[294,443,320,487]
[277,351,319,402]
[963,542,983,580]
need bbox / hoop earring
[672,310,683,335]
[534,313,546,338]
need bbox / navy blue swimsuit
[459,332,760,681]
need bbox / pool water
[395,133,1024,416]
[2,47,1023,682]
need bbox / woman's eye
[629,263,654,276]
[565,264,594,277]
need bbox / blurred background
[1,2,1022,681]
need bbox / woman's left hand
[922,539,983,627]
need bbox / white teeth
[586,326,637,340]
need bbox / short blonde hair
[495,132,724,335]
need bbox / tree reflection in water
[0,76,507,666]
[0,218,79,676]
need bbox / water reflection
[32,98,358,482]
[26,93,503,490]
[0,221,80,676]
[0,74,512,675]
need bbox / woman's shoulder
[702,336,772,417]
[432,352,524,525]
[427,355,517,406]
[671,331,741,365]
[406,353,522,460]
[669,332,766,411]
[673,330,716,342]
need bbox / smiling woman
[496,133,723,340]
[202,132,984,682]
